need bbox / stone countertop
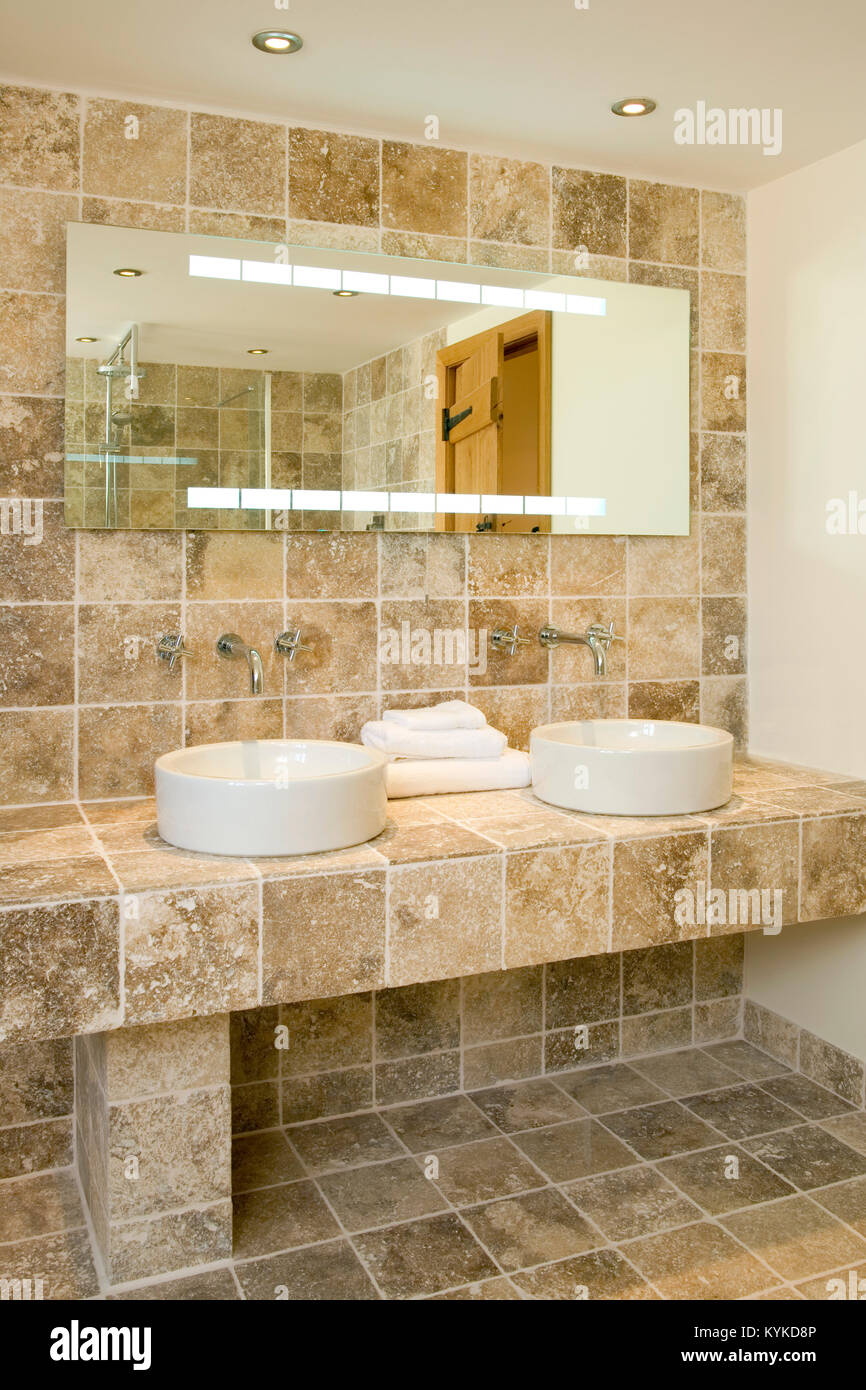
[2,758,866,1045]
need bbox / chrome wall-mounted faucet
[274,629,312,662]
[156,633,195,670]
[539,620,624,677]
[216,633,265,694]
[490,623,532,656]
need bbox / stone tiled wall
[230,938,745,1134]
[0,84,747,806]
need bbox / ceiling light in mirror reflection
[187,255,607,316]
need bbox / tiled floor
[4,1042,866,1300]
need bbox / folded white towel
[361,721,507,760]
[385,748,531,798]
[382,700,488,732]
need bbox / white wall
[746,136,866,1058]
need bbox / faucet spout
[216,633,265,694]
[539,622,622,678]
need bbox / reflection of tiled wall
[230,937,744,1132]
[0,84,747,804]
[341,329,443,528]
[63,359,342,530]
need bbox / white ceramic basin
[530,719,734,816]
[155,740,388,856]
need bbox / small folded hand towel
[361,720,507,760]
[382,700,488,732]
[385,748,531,798]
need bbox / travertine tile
[721,1196,866,1283]
[505,843,610,966]
[285,533,377,598]
[702,1039,791,1080]
[234,1240,378,1300]
[566,1163,699,1240]
[798,1029,865,1107]
[388,856,501,984]
[695,934,743,999]
[553,1062,666,1115]
[186,531,284,600]
[628,180,699,265]
[279,993,372,1075]
[622,941,693,1014]
[469,1078,584,1132]
[627,534,699,596]
[462,964,542,1044]
[761,1074,856,1122]
[384,1096,498,1157]
[0,899,119,1042]
[701,515,747,593]
[550,534,626,595]
[289,128,379,226]
[0,1116,73,1179]
[231,1130,305,1192]
[658,1143,794,1215]
[701,272,746,353]
[601,1099,722,1159]
[0,1228,98,1299]
[801,813,866,924]
[743,1000,800,1068]
[262,871,386,1001]
[319,1156,448,1231]
[546,952,619,1027]
[512,1248,657,1300]
[467,533,548,595]
[354,1212,496,1298]
[621,1007,692,1055]
[232,1181,337,1259]
[104,1015,230,1098]
[552,168,627,258]
[107,1087,231,1218]
[83,99,187,202]
[382,142,468,237]
[0,394,65,497]
[470,154,549,246]
[628,680,700,723]
[78,704,183,800]
[627,598,700,679]
[462,1037,543,1088]
[0,189,78,293]
[701,191,746,274]
[612,831,708,950]
[682,1083,801,1140]
[77,530,183,601]
[701,434,746,512]
[190,113,286,215]
[744,1125,866,1189]
[709,821,799,931]
[0,85,80,191]
[0,1037,73,1125]
[463,1187,600,1269]
[625,1220,771,1298]
[375,1051,460,1105]
[511,1117,637,1182]
[125,883,259,1025]
[702,352,746,431]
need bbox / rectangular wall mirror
[64,223,691,535]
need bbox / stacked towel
[361,722,507,760]
[361,699,531,797]
[382,699,488,732]
[386,747,531,798]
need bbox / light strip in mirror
[216,488,608,516]
[187,256,606,315]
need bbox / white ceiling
[2,0,864,192]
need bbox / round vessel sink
[156,739,388,856]
[530,719,733,817]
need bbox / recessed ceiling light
[247,347,269,355]
[113,267,143,277]
[251,30,303,54]
[611,98,656,117]
[76,335,99,342]
[333,289,359,298]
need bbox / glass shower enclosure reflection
[64,329,272,528]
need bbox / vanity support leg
[74,1015,232,1286]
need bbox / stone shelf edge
[2,758,865,1045]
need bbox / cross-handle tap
[490,623,532,657]
[274,629,312,662]
[216,632,265,694]
[539,620,624,677]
